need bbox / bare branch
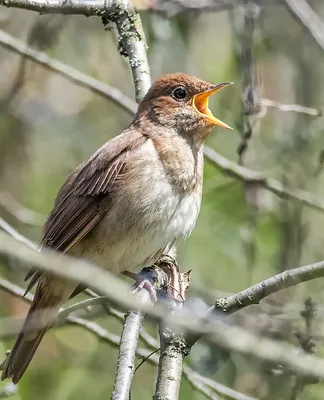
[285,0,324,52]
[183,367,256,400]
[0,217,37,249]
[0,277,253,400]
[3,231,324,380]
[111,309,145,400]
[101,3,152,397]
[261,99,323,117]
[0,0,114,15]
[102,0,151,102]
[153,259,191,400]
[144,0,243,17]
[0,193,44,226]
[0,29,137,116]
[204,146,324,213]
[213,261,324,315]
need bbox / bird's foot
[122,270,159,302]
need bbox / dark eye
[172,87,188,101]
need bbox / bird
[1,72,233,383]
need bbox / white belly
[73,139,202,273]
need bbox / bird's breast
[76,139,202,273]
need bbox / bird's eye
[172,87,188,101]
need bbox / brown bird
[1,73,232,383]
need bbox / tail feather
[1,279,68,383]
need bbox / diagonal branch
[0,29,137,116]
[1,33,323,213]
[3,232,324,381]
[0,277,254,400]
[204,146,324,213]
[285,0,324,52]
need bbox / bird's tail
[1,280,67,384]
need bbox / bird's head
[135,73,233,142]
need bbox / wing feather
[24,130,146,295]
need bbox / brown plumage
[1,73,232,383]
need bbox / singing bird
[1,73,233,383]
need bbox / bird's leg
[154,255,191,304]
[122,258,191,304]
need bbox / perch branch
[3,232,324,381]
[0,277,254,400]
[101,3,151,398]
[153,258,191,400]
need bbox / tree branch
[0,29,137,116]
[0,277,254,400]
[1,31,323,213]
[153,259,191,400]
[100,3,152,398]
[3,231,324,381]
[204,146,324,213]
[285,0,324,52]
[213,260,324,315]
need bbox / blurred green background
[1,1,324,399]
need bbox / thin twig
[0,217,37,249]
[110,309,145,400]
[261,99,323,117]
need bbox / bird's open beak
[192,82,234,129]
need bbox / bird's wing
[24,130,147,295]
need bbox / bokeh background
[1,0,324,399]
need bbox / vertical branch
[153,257,191,400]
[110,307,145,400]
[104,2,152,398]
[103,0,151,102]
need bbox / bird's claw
[122,270,159,302]
[131,278,157,302]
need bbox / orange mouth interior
[192,82,233,129]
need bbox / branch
[213,261,324,315]
[204,146,324,213]
[0,277,254,400]
[110,309,145,400]
[143,0,243,17]
[285,0,324,52]
[0,193,44,226]
[101,3,151,398]
[1,31,323,212]
[153,259,191,400]
[0,29,137,116]
[261,98,323,117]
[3,232,324,381]
[0,0,116,15]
